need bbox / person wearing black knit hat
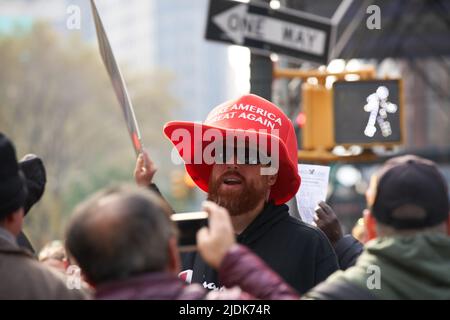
[0,132,85,299]
[0,133,27,238]
[19,154,47,215]
[16,154,47,254]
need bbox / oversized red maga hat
[163,94,300,205]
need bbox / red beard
[207,171,268,216]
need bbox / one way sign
[205,0,334,64]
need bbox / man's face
[207,152,277,216]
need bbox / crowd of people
[1,94,449,300]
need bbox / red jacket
[95,245,299,300]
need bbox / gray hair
[376,221,447,237]
[65,185,176,285]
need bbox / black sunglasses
[214,146,270,165]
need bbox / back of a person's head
[39,240,66,262]
[0,133,27,223]
[370,154,449,236]
[38,240,68,274]
[65,185,175,286]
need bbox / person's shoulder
[303,275,377,300]
[278,215,338,253]
[280,214,329,240]
[0,242,38,268]
[1,249,88,299]
[20,254,89,299]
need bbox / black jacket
[333,235,364,270]
[181,202,339,294]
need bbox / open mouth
[223,178,242,185]
[221,174,243,186]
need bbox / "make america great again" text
[206,103,283,130]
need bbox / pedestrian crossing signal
[302,79,404,151]
[333,79,403,146]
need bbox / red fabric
[219,245,299,300]
[94,244,299,300]
[164,94,301,205]
[95,272,207,300]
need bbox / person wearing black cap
[0,134,28,243]
[200,154,450,300]
[0,132,85,299]
[19,154,47,215]
[304,155,450,299]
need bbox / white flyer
[295,164,330,225]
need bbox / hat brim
[164,121,300,205]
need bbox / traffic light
[333,80,403,146]
[275,67,404,161]
[302,78,404,151]
[302,81,334,150]
[171,170,188,200]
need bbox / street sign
[205,0,334,64]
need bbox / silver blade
[90,0,143,156]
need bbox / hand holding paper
[314,201,343,245]
[295,164,330,225]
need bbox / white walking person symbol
[363,86,398,137]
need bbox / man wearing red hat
[136,94,338,294]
